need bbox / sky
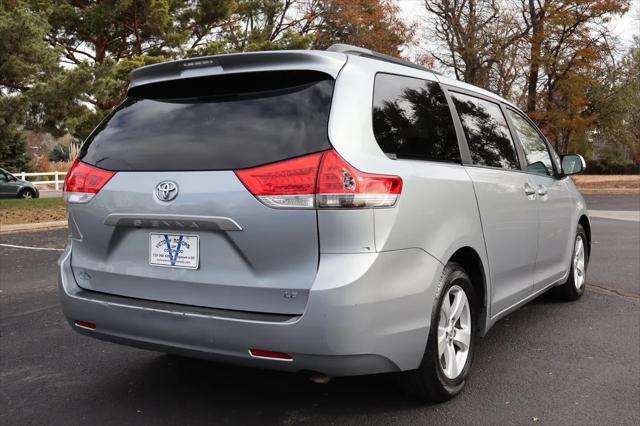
[396,0,640,58]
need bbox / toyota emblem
[155,181,178,202]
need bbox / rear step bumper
[59,245,442,376]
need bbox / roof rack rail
[326,44,441,75]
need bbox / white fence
[14,171,67,191]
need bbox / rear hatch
[67,71,335,315]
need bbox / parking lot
[1,195,638,425]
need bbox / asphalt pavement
[1,195,638,425]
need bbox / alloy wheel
[438,285,472,380]
[573,235,586,290]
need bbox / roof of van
[128,45,516,108]
[325,44,516,108]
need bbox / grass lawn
[0,197,67,225]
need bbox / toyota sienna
[59,44,591,401]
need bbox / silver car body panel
[69,171,320,315]
[60,243,442,375]
[60,49,590,376]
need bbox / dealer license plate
[149,233,199,269]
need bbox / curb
[578,188,640,195]
[0,221,68,234]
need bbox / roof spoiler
[128,50,347,90]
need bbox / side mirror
[561,154,586,176]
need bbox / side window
[372,73,460,163]
[507,110,554,176]
[450,93,520,170]
[0,172,7,183]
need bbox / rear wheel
[399,263,477,402]
[551,224,588,301]
[18,188,35,199]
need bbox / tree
[423,0,630,154]
[5,0,415,155]
[195,0,318,54]
[523,0,629,153]
[589,37,640,162]
[312,0,415,57]
[0,1,59,171]
[32,0,235,139]
[190,0,413,57]
[423,0,529,91]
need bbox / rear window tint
[372,73,460,163]
[79,71,334,171]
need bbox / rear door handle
[524,183,536,197]
[537,185,548,196]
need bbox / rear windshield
[79,71,334,171]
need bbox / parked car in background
[59,45,590,402]
[0,168,39,199]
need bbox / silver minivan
[59,44,590,401]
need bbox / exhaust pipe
[309,373,332,384]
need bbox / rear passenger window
[451,93,520,170]
[506,110,554,176]
[372,73,460,163]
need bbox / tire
[398,263,477,402]
[551,224,589,301]
[18,188,36,199]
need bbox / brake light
[235,150,402,209]
[64,159,115,204]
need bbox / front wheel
[398,263,477,402]
[18,188,36,199]
[551,224,589,301]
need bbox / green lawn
[0,197,66,210]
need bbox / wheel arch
[447,246,488,335]
[18,186,36,198]
[578,215,591,256]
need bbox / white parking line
[0,244,65,251]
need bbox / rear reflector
[235,150,402,209]
[248,348,293,361]
[74,320,96,330]
[64,159,115,204]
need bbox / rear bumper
[58,246,442,376]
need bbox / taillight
[235,153,322,208]
[316,150,402,208]
[235,150,402,209]
[64,159,115,204]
